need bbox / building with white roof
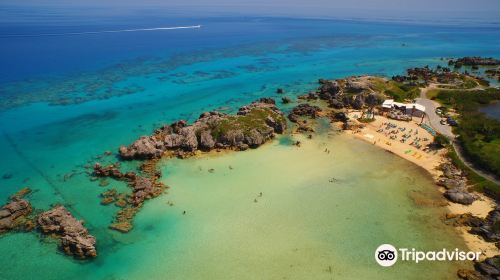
[382,99,426,117]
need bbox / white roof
[382,99,425,112]
[382,99,394,108]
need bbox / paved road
[416,97,454,138]
[416,88,500,185]
[452,141,500,185]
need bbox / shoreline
[346,112,498,258]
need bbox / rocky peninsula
[93,98,287,232]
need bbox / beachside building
[381,99,426,117]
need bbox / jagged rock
[332,112,349,122]
[345,80,367,93]
[318,80,340,99]
[469,207,500,244]
[444,213,483,228]
[119,136,163,159]
[220,129,245,146]
[437,178,467,190]
[245,129,265,147]
[298,92,318,100]
[179,127,198,151]
[329,98,344,109]
[119,99,286,160]
[440,163,464,179]
[365,94,381,107]
[352,94,365,109]
[163,133,184,148]
[287,104,321,123]
[131,176,155,205]
[474,255,500,278]
[93,163,135,180]
[257,97,275,105]
[444,188,476,205]
[199,130,216,150]
[37,206,97,259]
[265,116,285,134]
[0,199,32,233]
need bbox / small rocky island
[0,188,33,234]
[93,98,287,232]
[0,187,97,259]
[38,206,97,259]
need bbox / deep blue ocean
[0,11,499,279]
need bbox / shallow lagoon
[0,16,499,279]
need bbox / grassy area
[209,107,285,139]
[435,87,500,197]
[370,78,420,102]
[448,148,500,199]
[425,88,441,99]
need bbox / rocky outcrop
[0,187,33,234]
[444,188,476,205]
[93,163,136,180]
[287,104,321,123]
[345,80,368,94]
[298,92,318,100]
[459,255,500,280]
[0,199,32,234]
[119,99,286,160]
[449,57,500,67]
[318,79,341,99]
[37,206,97,259]
[474,255,500,279]
[469,207,500,246]
[438,163,477,205]
[332,112,349,122]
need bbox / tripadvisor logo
[375,244,481,267]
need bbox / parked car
[447,117,458,126]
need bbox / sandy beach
[346,111,499,258]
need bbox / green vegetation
[433,133,449,148]
[435,88,500,196]
[210,108,285,139]
[448,148,500,198]
[426,88,440,99]
[370,78,420,102]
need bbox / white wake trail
[1,25,202,38]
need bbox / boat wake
[1,25,202,38]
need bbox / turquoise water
[0,16,499,279]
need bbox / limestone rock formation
[37,206,97,259]
[119,99,286,160]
